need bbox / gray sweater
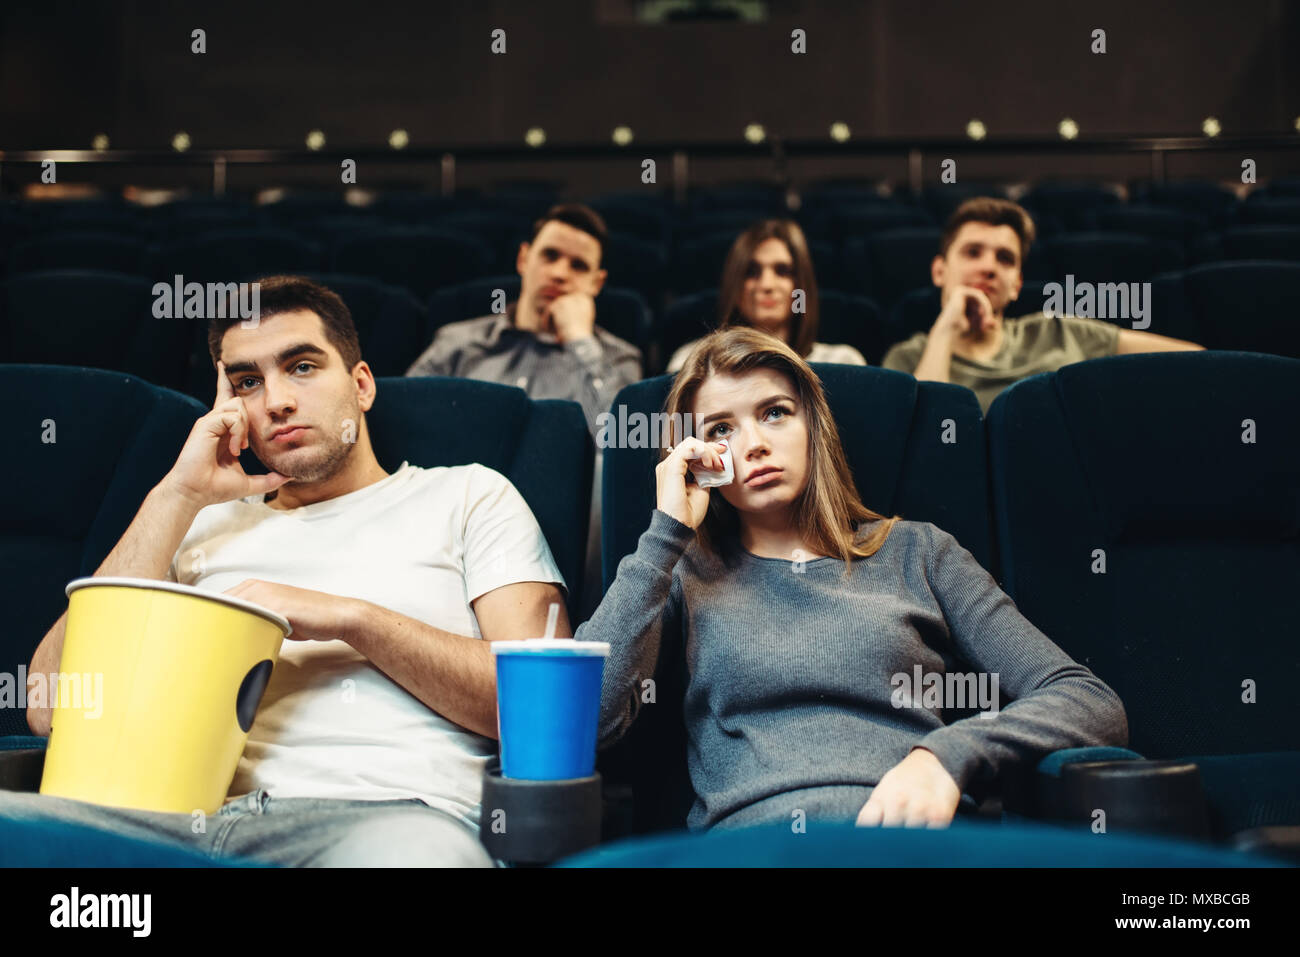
[575,509,1129,831]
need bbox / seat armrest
[1002,746,1144,819]
[0,748,46,793]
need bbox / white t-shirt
[167,461,565,830]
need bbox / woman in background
[666,219,867,372]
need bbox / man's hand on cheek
[547,293,597,342]
[223,579,362,643]
[854,746,962,829]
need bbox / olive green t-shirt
[881,313,1121,414]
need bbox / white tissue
[690,438,734,489]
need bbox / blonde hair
[664,326,898,571]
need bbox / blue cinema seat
[0,367,206,737]
[330,227,493,301]
[364,377,593,621]
[1131,182,1238,227]
[986,352,1300,838]
[0,270,195,392]
[7,231,152,277]
[1218,226,1300,263]
[1148,261,1300,359]
[1022,183,1122,230]
[1032,232,1175,285]
[150,228,323,284]
[301,273,429,378]
[556,816,1290,868]
[840,228,941,304]
[1235,197,1300,226]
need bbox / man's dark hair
[938,197,1037,266]
[207,275,362,371]
[528,203,608,260]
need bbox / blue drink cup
[491,639,611,780]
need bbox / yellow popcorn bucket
[40,577,291,815]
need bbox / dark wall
[3,0,1296,149]
[2,1,1296,194]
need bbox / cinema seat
[1235,197,1300,226]
[0,811,259,867]
[0,367,205,737]
[840,228,941,304]
[364,377,594,623]
[678,210,776,242]
[1089,206,1209,251]
[797,202,918,244]
[986,352,1300,838]
[1217,226,1300,263]
[331,227,493,301]
[432,211,530,273]
[1034,232,1174,284]
[556,816,1289,868]
[423,275,653,367]
[685,183,787,215]
[368,191,464,225]
[147,200,263,240]
[151,228,323,284]
[917,184,1011,223]
[0,270,193,391]
[1022,184,1121,230]
[1258,177,1300,197]
[7,231,151,277]
[291,273,430,379]
[827,205,933,244]
[29,200,153,240]
[586,199,672,246]
[1132,182,1238,226]
[591,234,668,312]
[1161,261,1300,359]
[257,193,351,230]
[598,365,990,835]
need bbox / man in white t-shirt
[13,275,571,867]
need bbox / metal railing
[1,135,1295,200]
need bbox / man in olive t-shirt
[881,198,1203,414]
[883,312,1121,413]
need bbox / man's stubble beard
[278,433,357,484]
[260,401,362,484]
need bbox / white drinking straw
[543,602,560,640]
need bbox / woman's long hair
[716,219,821,358]
[664,326,898,571]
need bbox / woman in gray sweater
[574,326,1128,832]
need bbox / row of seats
[2,354,1296,839]
[7,177,1298,239]
[4,215,1300,309]
[1,261,1297,403]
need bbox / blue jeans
[0,787,498,867]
